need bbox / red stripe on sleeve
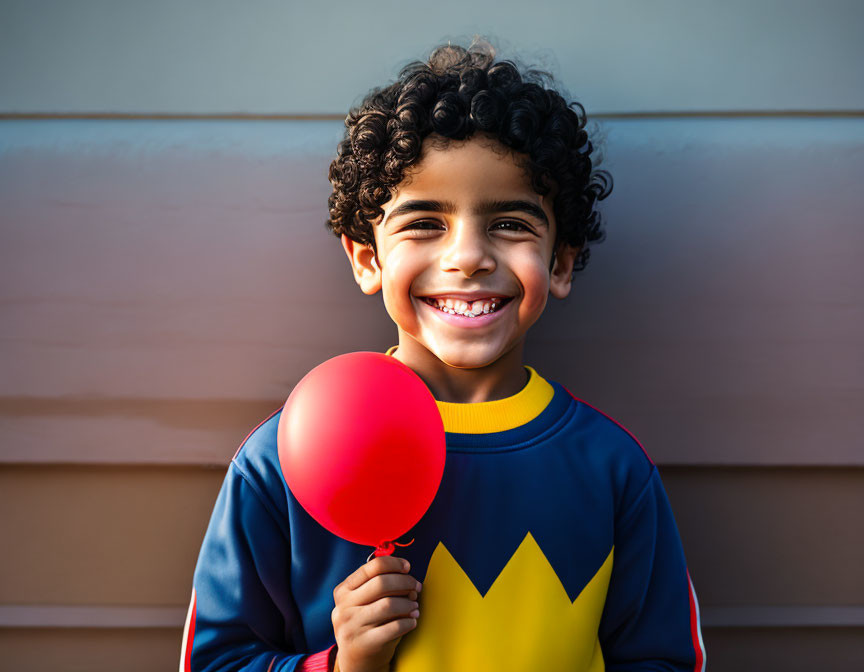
[687,571,706,672]
[298,644,337,672]
[184,590,197,672]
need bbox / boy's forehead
[380,134,550,217]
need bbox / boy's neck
[391,336,529,404]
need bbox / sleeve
[181,461,336,672]
[598,467,706,672]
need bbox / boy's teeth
[471,300,490,314]
[429,297,506,317]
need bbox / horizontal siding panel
[1,465,862,608]
[0,628,183,672]
[703,606,864,629]
[1,394,861,467]
[4,604,863,629]
[0,398,279,465]
[705,627,864,672]
[662,467,864,608]
[2,119,862,465]
[3,626,862,672]
[0,606,187,628]
[0,465,222,606]
[1,1,863,114]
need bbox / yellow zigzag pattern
[393,532,613,672]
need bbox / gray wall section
[2,0,864,114]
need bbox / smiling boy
[182,41,706,672]
[341,135,572,403]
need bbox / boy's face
[343,134,579,370]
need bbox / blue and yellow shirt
[182,366,706,672]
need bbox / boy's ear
[549,243,581,299]
[341,234,382,295]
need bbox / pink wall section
[1,119,862,465]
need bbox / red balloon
[277,352,446,550]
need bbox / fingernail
[402,560,410,571]
[415,582,422,592]
[410,609,420,618]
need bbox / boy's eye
[402,220,443,231]
[399,219,537,236]
[492,220,534,233]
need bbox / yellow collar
[384,346,554,434]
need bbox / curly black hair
[326,39,612,272]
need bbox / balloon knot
[373,541,395,557]
[371,538,415,558]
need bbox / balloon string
[367,537,416,562]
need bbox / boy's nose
[438,225,496,277]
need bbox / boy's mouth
[421,296,512,318]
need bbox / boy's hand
[331,556,421,672]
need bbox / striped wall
[2,1,863,670]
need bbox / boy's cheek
[379,278,422,332]
[382,249,413,281]
[382,295,417,331]
[521,262,555,301]
[519,293,550,326]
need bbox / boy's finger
[363,617,418,648]
[357,596,419,629]
[349,573,421,607]
[337,556,409,594]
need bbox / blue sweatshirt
[182,366,706,671]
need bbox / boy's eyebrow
[383,199,549,227]
[479,199,550,226]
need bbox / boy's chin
[395,327,522,371]
[425,342,516,371]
